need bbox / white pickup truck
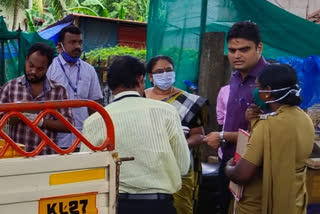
[0,100,120,214]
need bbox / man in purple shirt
[204,21,269,213]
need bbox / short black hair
[58,25,82,43]
[26,43,55,68]
[146,55,175,74]
[107,55,146,91]
[227,21,261,46]
[258,64,301,106]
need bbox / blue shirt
[47,54,103,147]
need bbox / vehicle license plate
[38,192,98,214]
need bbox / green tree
[68,0,109,17]
[0,0,26,30]
[136,0,149,21]
[105,0,148,21]
[48,0,76,20]
[25,0,75,31]
[24,0,149,32]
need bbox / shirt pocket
[77,80,90,99]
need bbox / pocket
[77,80,90,98]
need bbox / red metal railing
[0,100,115,158]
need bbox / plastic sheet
[277,56,320,109]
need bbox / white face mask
[152,71,175,90]
[259,86,301,103]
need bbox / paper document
[229,129,250,201]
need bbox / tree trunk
[12,0,19,30]
[306,0,310,18]
[28,0,33,9]
[38,0,43,14]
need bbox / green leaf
[100,8,109,17]
[109,10,117,18]
[118,5,126,19]
[67,6,99,16]
[85,46,146,67]
[81,0,105,9]
[25,9,36,32]
[51,0,67,20]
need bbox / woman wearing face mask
[225,64,314,214]
[145,55,207,214]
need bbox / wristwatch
[219,131,227,147]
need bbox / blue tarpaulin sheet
[38,21,73,45]
[276,56,320,109]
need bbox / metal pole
[0,40,4,85]
[17,24,22,76]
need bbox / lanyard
[58,57,81,96]
[113,94,141,102]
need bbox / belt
[118,193,173,200]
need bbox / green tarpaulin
[0,16,55,85]
[147,0,320,90]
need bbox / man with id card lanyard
[47,25,103,151]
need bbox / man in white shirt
[80,55,190,214]
[47,25,102,150]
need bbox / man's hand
[226,158,235,167]
[8,113,44,127]
[225,158,236,180]
[203,132,220,149]
[182,126,190,137]
[23,113,44,127]
[245,104,261,121]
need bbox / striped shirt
[81,91,190,194]
[0,75,72,155]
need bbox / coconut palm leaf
[0,0,26,30]
[50,0,66,19]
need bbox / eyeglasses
[152,68,174,74]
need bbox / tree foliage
[106,0,148,21]
[85,46,146,67]
[3,0,149,32]
[0,0,27,30]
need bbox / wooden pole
[198,32,230,160]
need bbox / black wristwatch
[219,131,227,147]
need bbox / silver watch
[219,131,227,147]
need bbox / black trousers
[118,197,176,214]
[218,159,233,214]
